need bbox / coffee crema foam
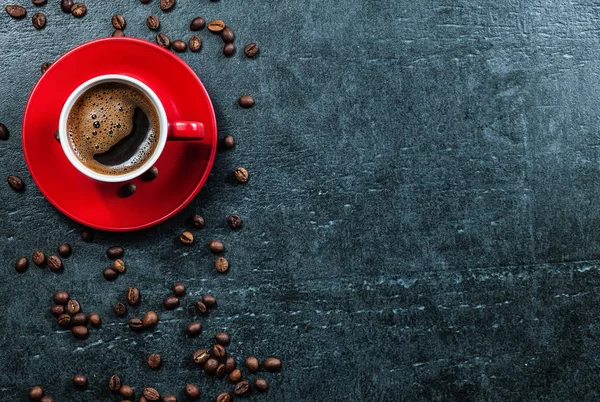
[67,82,160,176]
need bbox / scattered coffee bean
[162,396,177,402]
[72,312,87,326]
[32,250,46,266]
[32,12,46,29]
[194,300,208,315]
[29,386,44,400]
[163,296,179,310]
[111,14,125,30]
[204,358,218,375]
[7,175,24,192]
[216,363,226,378]
[57,243,72,257]
[119,385,134,398]
[40,397,54,402]
[80,229,94,242]
[234,167,249,183]
[228,369,242,383]
[212,344,226,359]
[179,231,194,245]
[58,313,71,327]
[184,384,200,400]
[47,255,62,272]
[189,35,201,52]
[143,387,160,400]
[186,322,202,336]
[108,374,121,392]
[193,348,210,365]
[106,246,124,259]
[148,353,162,369]
[103,267,118,280]
[263,357,282,371]
[172,39,187,52]
[73,374,87,388]
[118,183,136,198]
[222,135,235,149]
[146,15,160,30]
[208,240,224,254]
[215,332,230,346]
[234,381,250,396]
[225,357,235,373]
[172,282,186,296]
[114,302,127,316]
[70,3,86,17]
[160,0,174,11]
[72,325,88,338]
[191,214,205,228]
[15,256,28,273]
[207,19,225,33]
[141,166,159,181]
[41,62,52,74]
[156,33,170,48]
[88,313,101,327]
[67,299,80,315]
[246,357,259,373]
[5,5,26,19]
[221,27,234,43]
[129,317,143,331]
[227,214,243,230]
[54,129,60,141]
[53,290,70,304]
[217,392,230,402]
[238,95,255,108]
[202,294,217,308]
[112,258,126,273]
[140,0,150,3]
[142,311,158,328]
[223,43,236,57]
[254,378,268,392]
[50,304,64,317]
[0,123,8,140]
[126,287,140,305]
[32,0,46,5]
[244,43,259,58]
[190,16,205,31]
[215,257,229,273]
[60,0,73,13]
[112,29,125,37]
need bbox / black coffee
[67,82,160,176]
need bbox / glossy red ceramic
[22,38,217,231]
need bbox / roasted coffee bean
[254,378,268,392]
[238,95,255,108]
[60,0,73,13]
[146,15,160,30]
[204,358,218,375]
[72,325,88,338]
[118,183,136,197]
[106,246,124,259]
[159,0,174,11]
[50,304,64,317]
[156,33,170,48]
[221,27,234,43]
[32,0,46,5]
[72,374,87,388]
[41,62,52,74]
[172,282,186,296]
[226,214,243,230]
[129,317,143,331]
[223,43,235,57]
[32,250,46,266]
[140,0,150,3]
[208,240,224,254]
[190,16,205,31]
[207,19,225,33]
[54,290,70,304]
[32,12,46,29]
[212,344,226,359]
[184,384,200,400]
[8,175,24,192]
[140,166,159,181]
[143,387,160,400]
[263,357,282,371]
[57,243,72,257]
[202,295,216,308]
[234,167,249,183]
[148,353,161,369]
[15,256,28,273]
[47,255,62,272]
[67,299,80,315]
[244,43,259,58]
[246,357,259,373]
[162,396,177,402]
[179,231,194,245]
[88,313,101,327]
[54,129,60,141]
[5,5,26,19]
[194,300,207,315]
[142,311,158,328]
[215,257,229,273]
[112,29,125,37]
[191,214,205,228]
[103,267,118,280]
[215,332,230,346]
[225,357,235,373]
[193,348,210,365]
[112,259,126,273]
[228,369,242,383]
[172,39,187,52]
[119,385,134,398]
[216,363,226,378]
[216,392,230,402]
[40,397,53,402]
[80,229,93,242]
[127,287,140,305]
[111,14,125,30]
[108,374,121,392]
[163,296,179,310]
[72,312,87,325]
[58,313,71,327]
[222,135,235,149]
[70,3,86,17]
[234,381,250,396]
[29,386,44,400]
[114,302,127,316]
[189,35,201,52]
[186,322,201,336]
[0,123,8,140]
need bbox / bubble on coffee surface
[66,82,160,176]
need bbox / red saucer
[22,38,217,231]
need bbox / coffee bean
[263,357,282,371]
[5,5,26,19]
[118,183,136,197]
[228,369,241,383]
[57,243,72,257]
[47,255,63,272]
[221,27,234,43]
[53,290,70,304]
[15,256,28,273]
[146,15,160,30]
[54,129,60,142]
[202,294,216,308]
[88,313,101,327]
[159,0,174,11]
[207,19,225,33]
[129,317,143,331]
[112,29,125,37]
[223,43,235,57]
[0,123,8,140]
[208,240,224,254]
[204,358,218,375]
[186,322,201,336]
[216,363,226,378]
[40,397,54,402]
[148,353,161,369]
[244,43,259,58]
[215,332,230,346]
[139,166,159,182]
[111,14,125,30]
[29,386,44,400]
[103,268,118,280]
[212,344,226,359]
[193,348,210,365]
[246,357,259,373]
[179,231,194,245]
[238,95,255,108]
[172,39,187,52]
[72,312,87,325]
[32,12,46,29]
[126,287,140,305]
[119,385,134,398]
[7,175,24,192]
[143,387,160,400]
[41,62,52,74]
[225,357,235,373]
[80,229,94,242]
[217,392,230,402]
[163,296,179,310]
[184,384,200,400]
[70,3,86,17]
[67,299,80,315]
[234,167,249,183]
[234,381,250,396]
[191,214,205,228]
[215,257,229,273]
[72,325,88,338]
[32,0,46,5]
[222,135,235,149]
[73,374,87,388]
[58,314,71,327]
[227,214,243,230]
[50,304,64,317]
[156,33,170,48]
[108,374,121,392]
[254,378,268,392]
[162,396,177,402]
[194,300,207,315]
[189,35,201,52]
[106,246,124,259]
[140,0,150,3]
[190,16,205,31]
[142,311,158,328]
[171,283,185,297]
[60,0,73,13]
[112,259,126,273]
[114,302,127,316]
[32,250,46,266]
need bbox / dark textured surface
[1,0,599,401]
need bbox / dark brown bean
[238,95,255,108]
[103,268,118,280]
[189,35,201,52]
[204,358,218,375]
[58,314,71,327]
[221,27,234,43]
[60,0,73,13]
[244,43,259,58]
[207,19,225,32]
[227,214,243,230]
[184,384,199,400]
[15,256,28,273]
[53,291,69,304]
[246,357,259,373]
[129,317,143,331]
[263,357,282,371]
[143,387,160,400]
[215,332,230,346]
[222,135,235,149]
[191,214,205,228]
[5,5,26,19]
[234,381,250,396]
[0,123,8,140]
[215,257,229,273]
[112,29,125,37]
[106,246,124,259]
[216,392,230,402]
[194,300,207,315]
[47,255,62,272]
[143,311,158,328]
[112,259,126,273]
[126,287,140,305]
[67,299,80,315]
[119,385,134,398]
[80,229,93,242]
[254,378,268,392]
[29,386,44,400]
[163,296,179,310]
[72,325,88,338]
[148,353,161,369]
[88,313,101,327]
[162,396,177,402]
[234,167,249,183]
[223,43,235,57]
[72,312,87,326]
[70,3,86,17]
[114,302,127,316]
[193,348,210,365]
[32,250,46,266]
[111,14,125,30]
[57,243,72,257]
[202,294,217,308]
[208,240,224,254]
[32,0,47,5]
[73,374,87,388]
[179,231,194,245]
[228,369,241,383]
[139,166,158,181]
[172,282,186,296]
[159,0,174,11]
[41,62,52,74]
[8,175,24,192]
[156,33,170,48]
[212,344,226,359]
[54,129,60,142]
[216,363,226,378]
[108,374,121,392]
[50,304,64,317]
[118,183,136,197]
[225,357,236,373]
[190,16,205,31]
[172,40,187,52]
[186,322,202,336]
[32,12,46,29]
[40,396,54,402]
[146,15,159,30]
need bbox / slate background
[1,0,600,401]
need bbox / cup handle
[168,122,204,141]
